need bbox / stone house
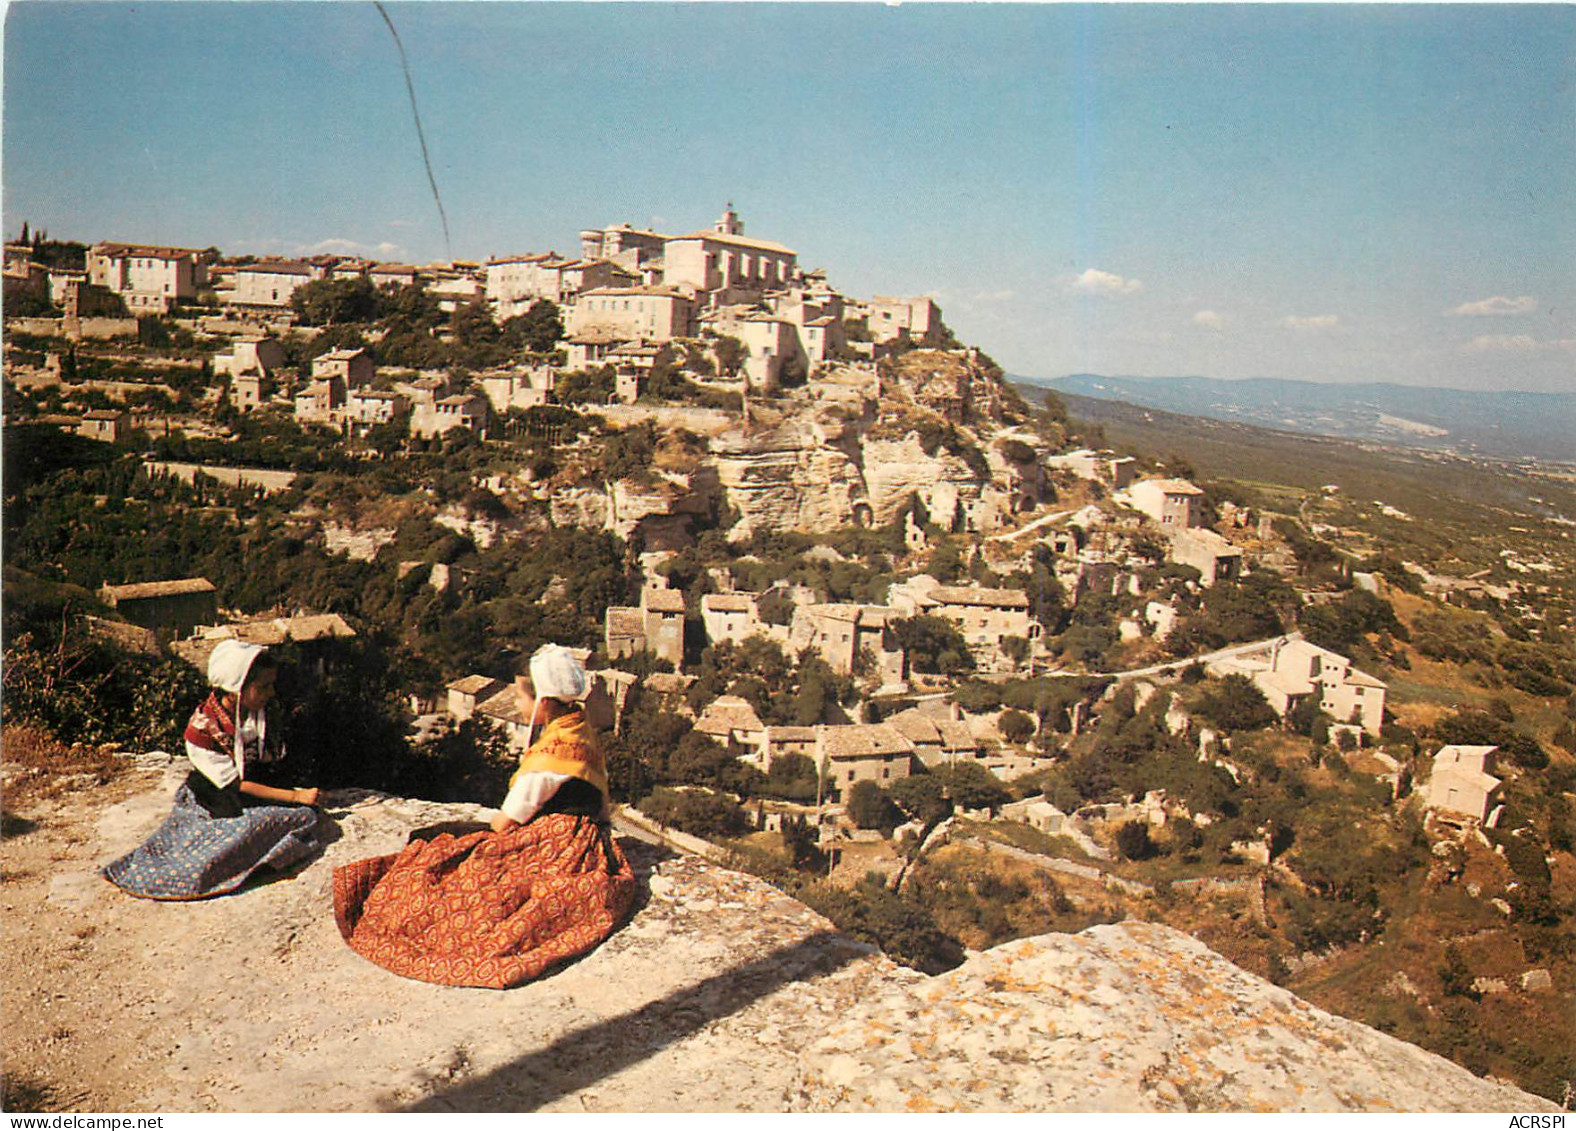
[480,368,555,415]
[1207,635,1387,735]
[694,695,768,763]
[762,725,819,770]
[445,675,505,722]
[697,306,800,390]
[578,222,670,274]
[603,587,686,670]
[98,577,219,640]
[484,253,559,318]
[1127,478,1204,530]
[1426,745,1502,824]
[368,263,419,290]
[700,592,762,647]
[864,295,941,345]
[788,603,906,685]
[1000,798,1069,836]
[568,286,694,342]
[882,706,983,769]
[312,347,374,391]
[425,263,484,312]
[1168,528,1243,586]
[86,242,212,313]
[228,260,321,308]
[328,258,374,281]
[1042,449,1137,491]
[889,583,1037,668]
[563,328,629,374]
[343,388,409,432]
[77,409,129,443]
[411,392,488,440]
[229,373,269,414]
[214,336,287,382]
[766,276,847,367]
[817,724,916,798]
[295,377,345,425]
[3,244,51,305]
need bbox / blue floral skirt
[102,783,321,900]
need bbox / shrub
[1115,820,1156,861]
[1194,674,1278,732]
[999,708,1036,745]
[642,786,751,839]
[847,780,901,830]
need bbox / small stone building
[98,577,218,640]
[1426,745,1502,824]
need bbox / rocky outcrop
[16,763,1556,1113]
[710,422,866,536]
[859,434,993,528]
[319,522,398,562]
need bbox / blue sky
[4,2,1573,393]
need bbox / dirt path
[3,767,167,1111]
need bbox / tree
[780,814,826,871]
[1115,820,1156,861]
[890,615,974,675]
[1195,674,1278,732]
[762,752,819,802]
[938,762,1011,815]
[888,774,952,825]
[847,780,901,830]
[501,299,564,354]
[642,786,750,838]
[712,335,747,378]
[998,708,1036,745]
[556,366,615,405]
[291,277,383,325]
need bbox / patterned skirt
[332,814,637,989]
[102,783,321,900]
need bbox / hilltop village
[4,209,1574,1103]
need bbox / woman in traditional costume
[333,644,636,988]
[102,640,322,899]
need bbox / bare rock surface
[4,767,1553,1112]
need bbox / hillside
[0,758,1553,1113]
[1022,374,1576,463]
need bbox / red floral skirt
[333,815,636,989]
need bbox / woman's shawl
[184,691,283,782]
[509,710,608,798]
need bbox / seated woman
[333,644,636,989]
[103,640,322,900]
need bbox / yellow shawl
[508,709,608,797]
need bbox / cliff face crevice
[15,764,1556,1113]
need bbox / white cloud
[1281,314,1339,331]
[1069,268,1143,296]
[1465,333,1576,353]
[301,237,407,259]
[1452,295,1537,317]
[1192,310,1223,330]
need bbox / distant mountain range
[1015,374,1575,462]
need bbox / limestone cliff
[10,760,1554,1113]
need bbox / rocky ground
[1,758,1555,1112]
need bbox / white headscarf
[529,643,588,702]
[208,638,266,692]
[524,644,588,749]
[207,639,268,782]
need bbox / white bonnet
[208,639,267,693]
[528,643,588,702]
